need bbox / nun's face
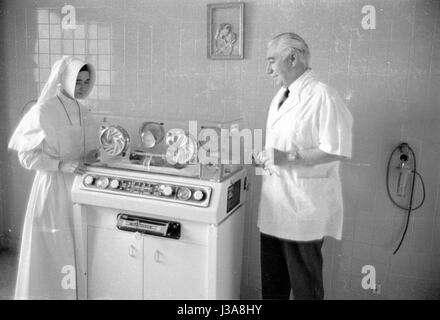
[75,71,91,99]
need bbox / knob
[110,179,120,189]
[84,175,94,186]
[177,187,192,201]
[193,190,204,201]
[97,177,110,189]
[162,185,173,197]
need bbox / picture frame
[207,2,244,60]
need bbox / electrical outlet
[372,284,381,295]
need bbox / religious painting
[207,3,244,60]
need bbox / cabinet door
[87,227,143,299]
[144,237,207,299]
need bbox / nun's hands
[59,160,87,175]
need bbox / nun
[8,56,96,299]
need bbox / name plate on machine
[116,214,181,239]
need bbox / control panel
[81,173,212,207]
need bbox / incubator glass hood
[82,113,244,182]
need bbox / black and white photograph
[0,0,439,306]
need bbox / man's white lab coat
[258,70,353,241]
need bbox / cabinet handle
[154,249,160,263]
[129,245,137,257]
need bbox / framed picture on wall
[207,2,244,60]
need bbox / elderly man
[255,33,353,300]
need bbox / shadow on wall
[0,1,5,249]
[3,6,39,250]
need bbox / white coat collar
[267,69,313,128]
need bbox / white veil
[37,56,71,106]
[39,55,96,104]
[8,55,96,152]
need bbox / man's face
[265,44,294,87]
[75,71,91,99]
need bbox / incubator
[82,113,243,182]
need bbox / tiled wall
[1,0,439,299]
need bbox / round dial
[97,177,110,189]
[177,187,192,201]
[162,185,173,197]
[99,125,130,156]
[140,122,165,149]
[140,130,156,148]
[166,128,186,146]
[84,175,94,186]
[165,129,197,165]
[110,179,120,189]
[193,190,205,201]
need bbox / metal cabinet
[86,226,207,300]
[87,226,143,299]
[143,236,207,299]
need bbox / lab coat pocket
[296,176,337,219]
[296,164,330,180]
[295,176,330,219]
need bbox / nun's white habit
[8,56,96,299]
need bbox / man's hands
[254,148,298,168]
[254,147,346,169]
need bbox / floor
[0,249,18,300]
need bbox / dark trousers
[260,232,324,300]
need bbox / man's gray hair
[269,33,311,68]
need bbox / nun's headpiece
[38,55,96,105]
